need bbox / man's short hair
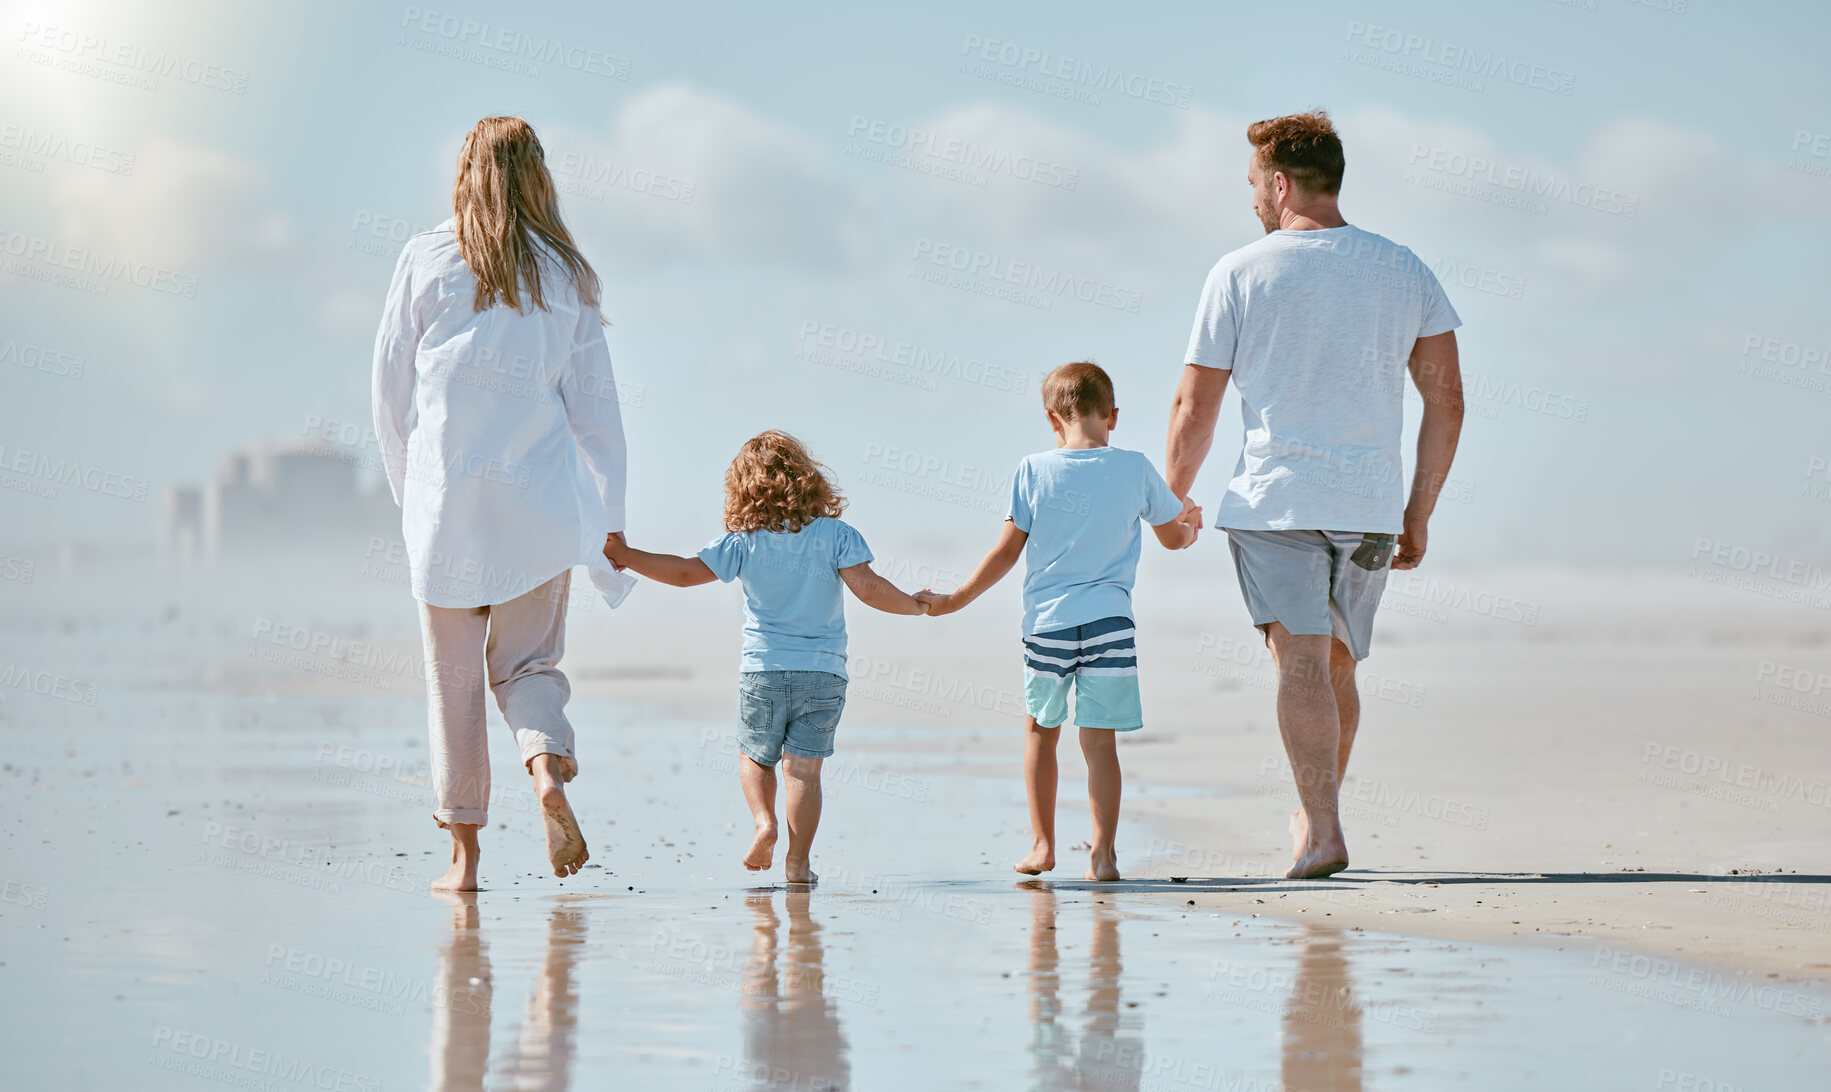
[1246,111,1344,195]
[1042,361,1115,421]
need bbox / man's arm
[1166,365,1232,507]
[840,563,928,616]
[916,520,1028,617]
[1397,331,1464,570]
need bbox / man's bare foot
[785,858,818,885]
[1085,846,1120,882]
[431,824,481,892]
[1013,841,1055,875]
[1289,807,1308,863]
[531,759,587,878]
[743,820,778,872]
[1286,837,1349,880]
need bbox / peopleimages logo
[1406,144,1639,218]
[1345,21,1576,96]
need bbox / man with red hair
[1165,111,1466,879]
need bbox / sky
[2,0,1830,574]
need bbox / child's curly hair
[722,430,846,533]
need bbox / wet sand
[2,559,1828,1087]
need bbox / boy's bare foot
[431,824,481,892]
[743,820,778,872]
[1286,836,1349,880]
[1085,846,1120,882]
[784,858,817,885]
[1013,841,1055,875]
[1289,807,1308,863]
[531,757,588,878]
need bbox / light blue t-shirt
[1007,447,1185,635]
[698,516,873,678]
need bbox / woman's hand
[604,532,630,570]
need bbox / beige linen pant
[419,571,578,827]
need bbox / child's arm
[916,519,1028,617]
[604,537,718,587]
[1151,504,1202,550]
[840,563,928,616]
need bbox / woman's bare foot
[1013,840,1055,876]
[1289,807,1308,863]
[1286,834,1349,880]
[743,820,778,872]
[431,824,481,892]
[531,756,588,878]
[1085,846,1120,882]
[784,857,818,885]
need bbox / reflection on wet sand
[1280,926,1363,1092]
[430,892,588,1092]
[1022,882,1143,1092]
[739,890,851,1091]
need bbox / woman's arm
[371,247,421,507]
[603,538,717,587]
[560,302,628,534]
[915,520,1028,617]
[840,563,928,615]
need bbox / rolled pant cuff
[520,744,576,781]
[435,808,488,828]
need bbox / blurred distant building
[160,442,398,562]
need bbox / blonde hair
[722,431,846,534]
[1041,361,1115,421]
[451,116,601,315]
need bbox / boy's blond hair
[1041,361,1115,421]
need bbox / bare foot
[1085,846,1120,882]
[532,763,588,878]
[1013,841,1055,876]
[743,820,778,872]
[785,858,818,885]
[1286,837,1349,880]
[431,825,481,892]
[1289,807,1308,863]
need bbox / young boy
[919,362,1199,880]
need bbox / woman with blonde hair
[373,116,634,891]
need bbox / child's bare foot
[532,758,588,878]
[743,820,778,872]
[1013,840,1055,875]
[1085,846,1120,882]
[784,857,817,885]
[431,824,481,892]
[1289,807,1308,863]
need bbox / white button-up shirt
[371,220,634,609]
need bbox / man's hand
[603,532,630,571]
[1177,497,1204,544]
[915,589,955,616]
[1393,513,1427,570]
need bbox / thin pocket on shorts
[797,694,844,734]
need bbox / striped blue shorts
[1021,616,1143,731]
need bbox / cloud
[52,134,296,270]
[547,84,871,272]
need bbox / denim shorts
[736,670,847,765]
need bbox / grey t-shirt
[1184,224,1461,533]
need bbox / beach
[2,556,1827,1088]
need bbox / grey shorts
[736,670,847,765]
[1224,529,1393,661]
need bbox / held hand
[1177,504,1203,547]
[1392,514,1427,570]
[603,532,630,571]
[915,589,954,617]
